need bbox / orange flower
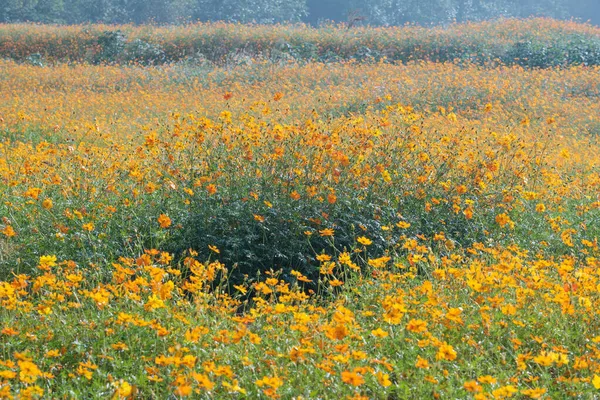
[42,198,53,209]
[415,356,430,369]
[464,380,482,393]
[436,343,457,361]
[327,192,337,204]
[495,213,514,228]
[2,225,16,237]
[319,228,335,237]
[341,371,364,386]
[157,214,171,228]
[206,184,217,195]
[1,327,19,336]
[406,319,428,333]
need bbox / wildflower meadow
[0,18,600,399]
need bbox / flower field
[1,19,600,399]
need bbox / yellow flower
[144,294,166,311]
[477,375,497,384]
[375,371,392,387]
[357,236,372,246]
[561,229,576,247]
[492,385,518,398]
[45,349,61,358]
[533,351,554,367]
[256,375,283,389]
[39,255,57,267]
[113,380,133,399]
[0,370,17,379]
[18,360,42,384]
[111,342,129,351]
[371,328,389,338]
[592,374,600,389]
[316,254,331,262]
[192,372,215,391]
[396,221,411,229]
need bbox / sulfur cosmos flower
[319,228,335,237]
[396,221,411,229]
[255,376,283,389]
[114,380,133,399]
[1,225,16,237]
[341,371,364,386]
[42,198,53,209]
[495,213,513,228]
[327,192,337,204]
[157,214,171,228]
[415,356,430,369]
[39,255,58,267]
[371,327,389,338]
[1,326,18,336]
[144,294,166,311]
[406,319,428,333]
[357,236,372,246]
[478,375,497,384]
[256,375,283,397]
[492,385,518,398]
[436,343,457,361]
[375,371,392,387]
[464,380,482,393]
[521,388,547,398]
[18,360,42,384]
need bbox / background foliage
[2,18,600,69]
[0,0,598,25]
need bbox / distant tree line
[0,0,598,25]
